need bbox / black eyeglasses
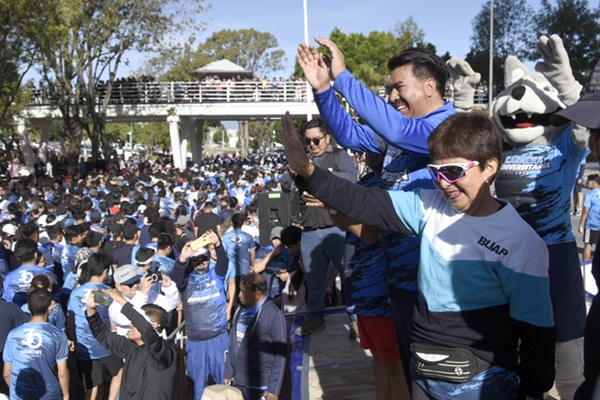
[303,136,326,146]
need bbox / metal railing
[29,80,310,106]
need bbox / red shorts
[357,315,401,361]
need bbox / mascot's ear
[504,56,530,87]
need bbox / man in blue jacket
[296,38,456,379]
[224,273,286,400]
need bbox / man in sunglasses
[296,39,456,380]
[280,119,356,337]
[171,230,229,400]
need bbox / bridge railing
[29,80,311,106]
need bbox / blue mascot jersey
[495,126,586,244]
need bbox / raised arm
[280,112,408,234]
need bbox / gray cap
[270,226,283,240]
[113,264,141,285]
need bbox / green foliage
[247,120,276,152]
[0,0,45,132]
[31,0,207,160]
[293,17,434,90]
[194,29,286,77]
[466,0,535,88]
[532,0,600,82]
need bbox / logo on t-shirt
[477,236,509,256]
[21,328,43,350]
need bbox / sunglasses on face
[427,161,480,183]
[303,136,326,146]
[124,280,140,288]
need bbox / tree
[195,29,286,78]
[466,0,535,88]
[33,0,207,161]
[532,0,600,82]
[246,120,276,153]
[0,0,48,161]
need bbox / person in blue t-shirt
[222,213,255,290]
[21,275,66,332]
[67,252,123,400]
[171,230,229,400]
[579,174,600,262]
[3,239,56,307]
[252,226,293,305]
[3,288,69,400]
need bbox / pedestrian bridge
[21,80,322,169]
[24,80,321,124]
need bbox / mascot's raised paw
[446,57,481,112]
[535,34,581,105]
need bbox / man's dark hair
[20,223,39,240]
[46,225,62,241]
[144,208,160,224]
[280,226,302,246]
[64,225,81,243]
[588,174,600,185]
[387,48,448,98]
[79,252,112,285]
[72,210,86,222]
[141,304,168,333]
[28,288,53,316]
[135,247,155,264]
[157,233,173,250]
[241,273,267,294]
[302,118,330,136]
[14,239,38,263]
[246,205,258,215]
[85,230,103,248]
[148,222,165,240]
[231,213,245,229]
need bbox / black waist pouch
[410,342,491,384]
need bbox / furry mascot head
[493,35,585,147]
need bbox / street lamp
[303,0,312,120]
[489,0,494,115]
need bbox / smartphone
[93,291,110,307]
[190,234,211,251]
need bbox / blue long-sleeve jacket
[316,70,456,155]
[224,298,287,395]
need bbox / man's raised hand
[297,43,331,92]
[314,37,347,79]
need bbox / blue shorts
[548,241,586,342]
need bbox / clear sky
[121,0,542,78]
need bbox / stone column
[16,118,35,168]
[38,120,55,163]
[167,115,181,170]
[191,119,204,165]
[180,117,191,171]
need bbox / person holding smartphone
[86,287,177,400]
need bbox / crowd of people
[1,34,600,400]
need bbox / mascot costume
[454,35,588,400]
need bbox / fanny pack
[410,342,491,384]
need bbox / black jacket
[87,302,177,400]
